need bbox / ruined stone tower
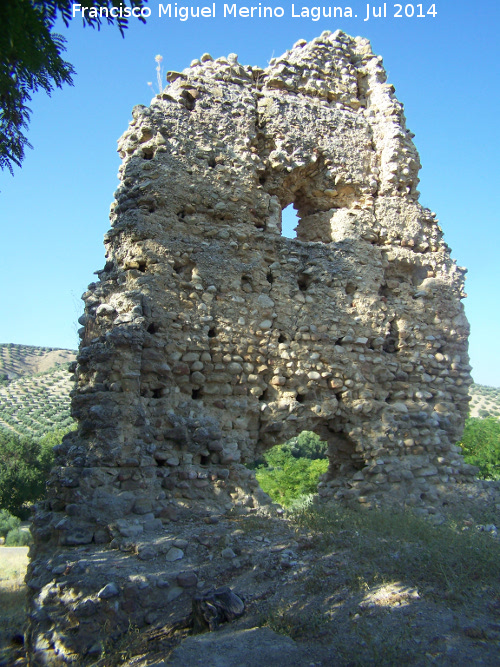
[27,31,475,662]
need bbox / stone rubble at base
[26,30,476,664]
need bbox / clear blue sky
[0,0,499,386]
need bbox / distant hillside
[0,344,76,438]
[0,343,75,382]
[469,383,500,419]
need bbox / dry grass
[255,503,500,666]
[0,547,29,666]
[290,504,500,597]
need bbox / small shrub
[0,509,20,538]
[286,493,315,512]
[0,426,74,518]
[5,528,32,546]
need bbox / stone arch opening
[250,411,369,504]
[250,429,329,506]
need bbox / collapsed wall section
[27,31,475,663]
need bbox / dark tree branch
[0,0,148,175]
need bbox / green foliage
[0,426,73,518]
[5,527,32,546]
[459,417,500,480]
[0,509,21,538]
[279,430,328,460]
[256,445,328,506]
[39,427,73,465]
[0,1,147,174]
[0,0,74,173]
[0,431,51,518]
[252,432,329,506]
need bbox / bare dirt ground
[101,482,500,666]
[2,483,500,667]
